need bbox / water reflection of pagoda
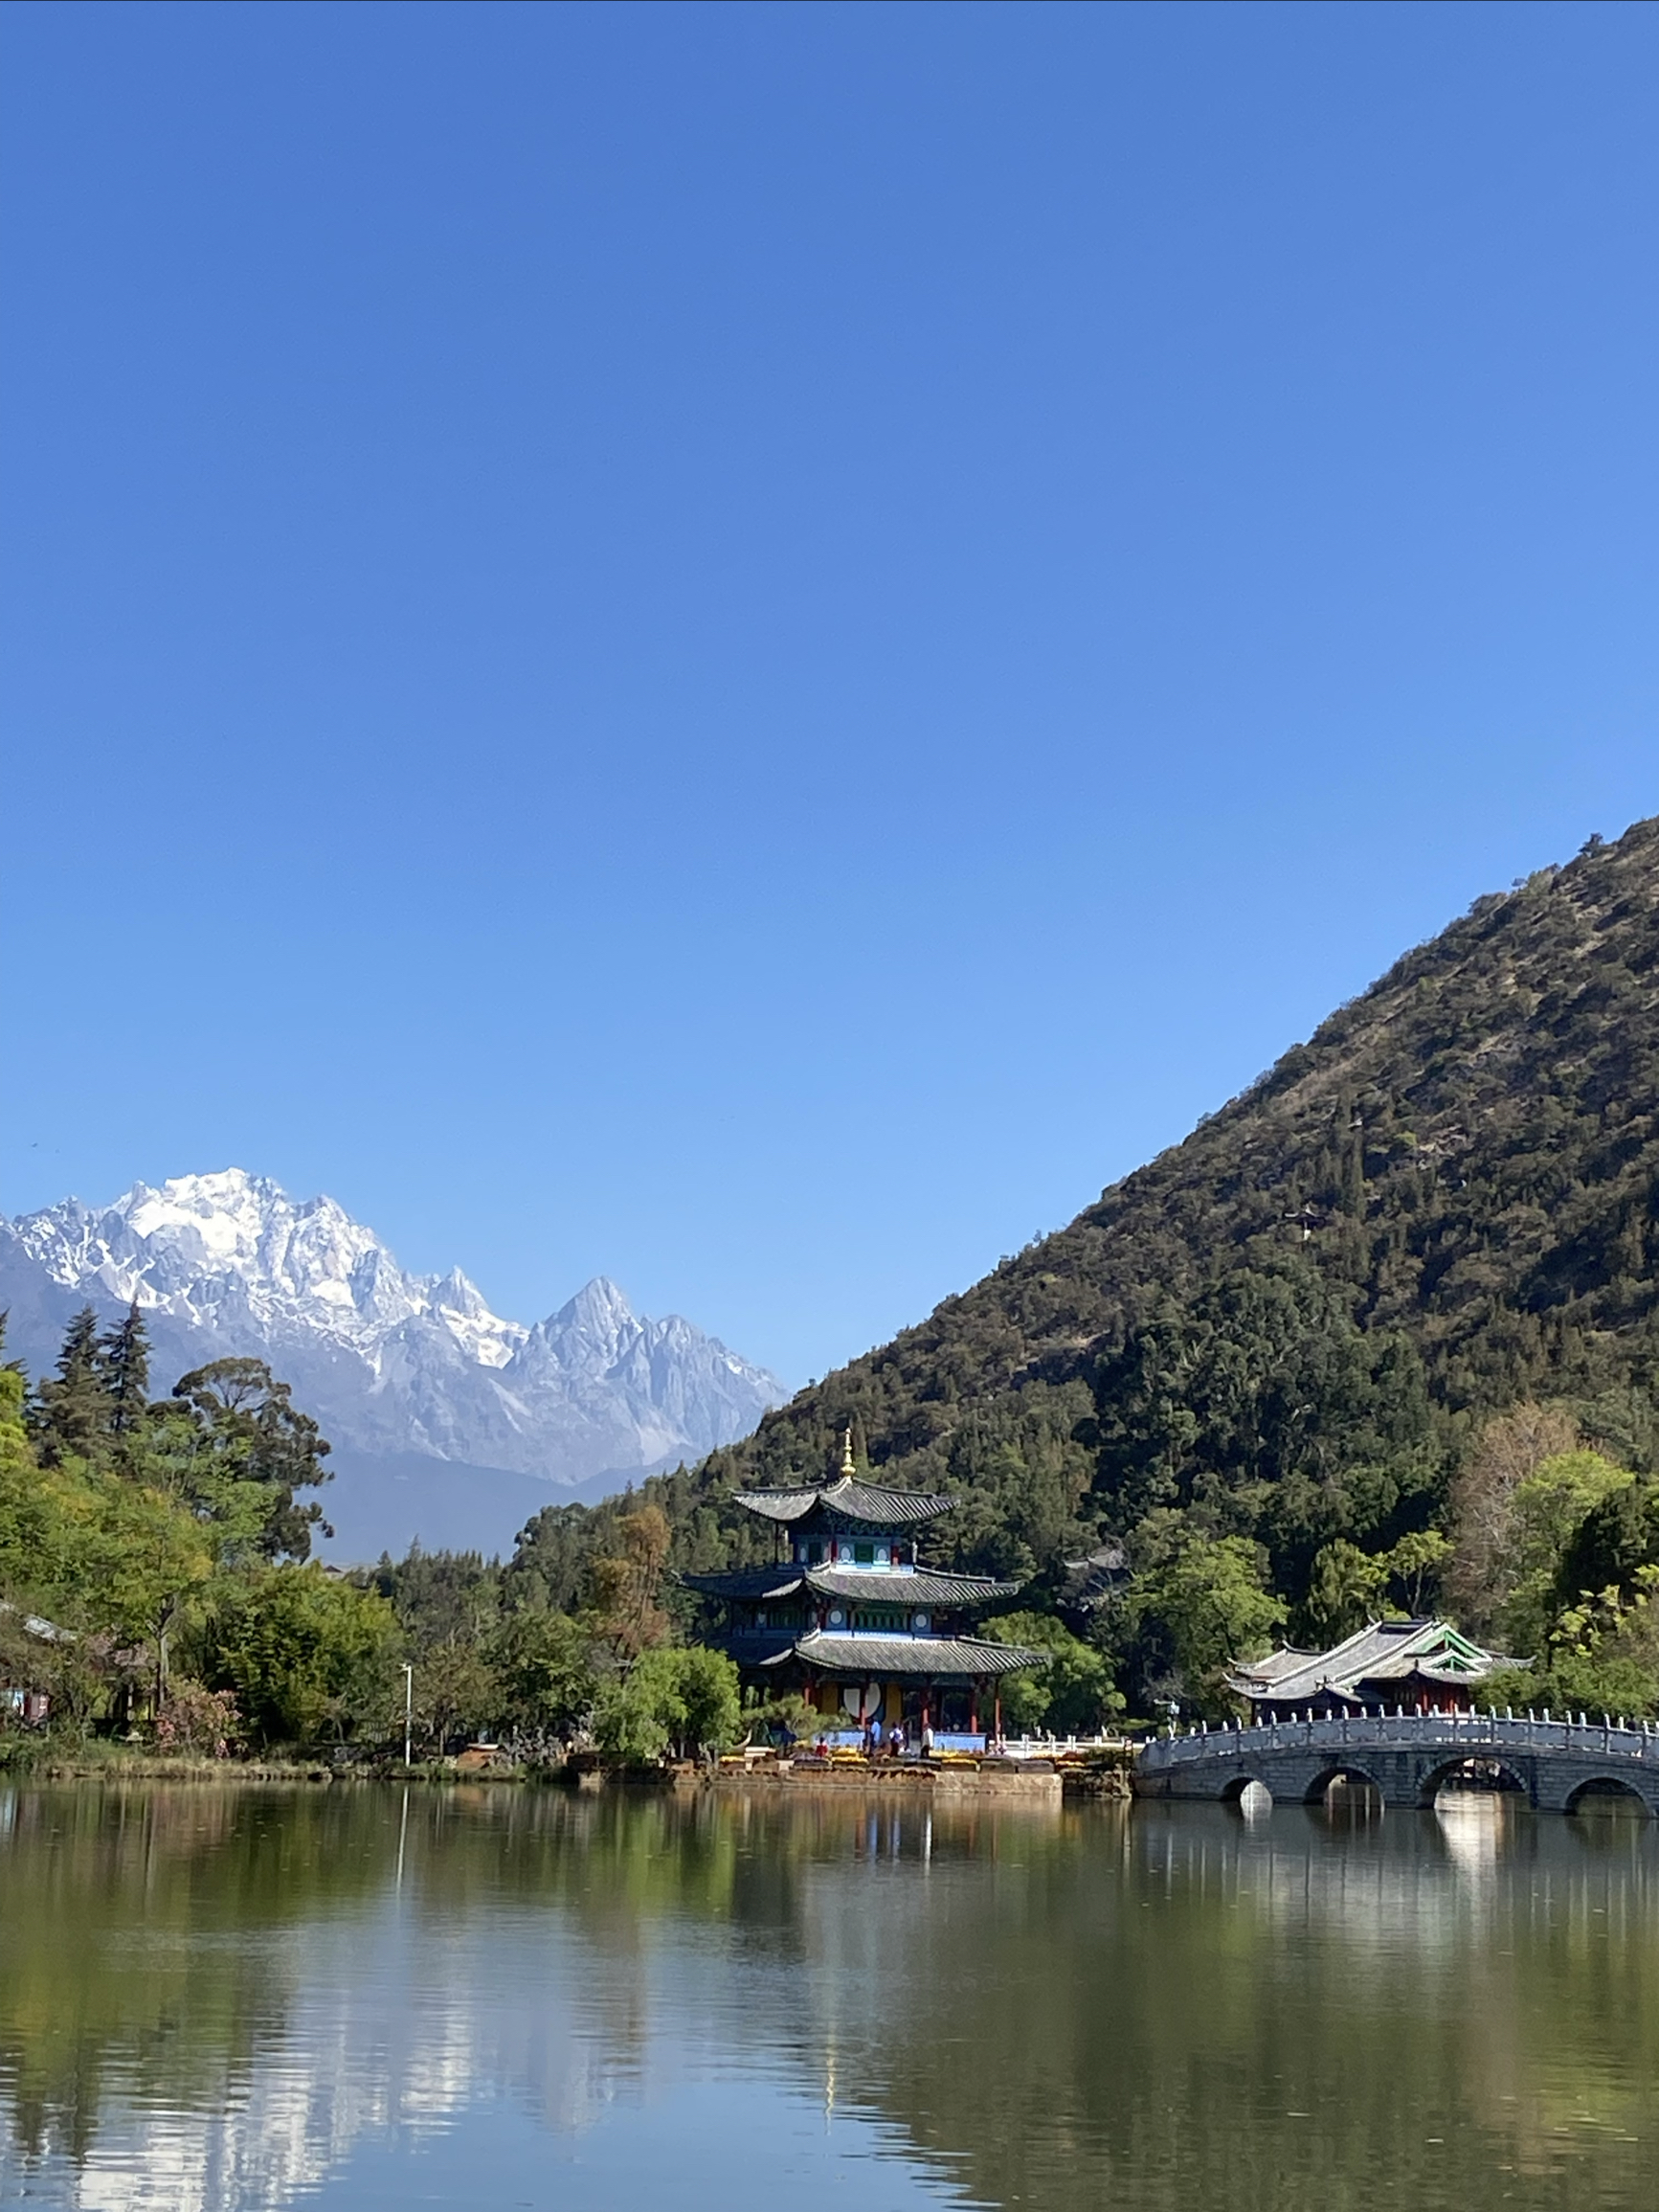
[684,1435,1042,1746]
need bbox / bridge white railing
[1138,1708,1658,1772]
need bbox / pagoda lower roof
[762,1631,1043,1681]
[732,1477,953,1527]
[680,1566,1020,1607]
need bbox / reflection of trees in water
[2,1785,1656,2212]
[795,1798,1659,2212]
[0,1782,782,2208]
[0,1785,384,2173]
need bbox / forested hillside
[624,816,1659,1706]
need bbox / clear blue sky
[3,1,1655,1386]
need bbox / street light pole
[403,1662,414,1769]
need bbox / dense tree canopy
[1,1311,744,1760]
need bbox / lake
[0,1781,1654,2211]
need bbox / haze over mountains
[0,1170,786,1559]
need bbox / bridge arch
[1415,1755,1533,1812]
[1219,1772,1271,1810]
[1301,1762,1385,1808]
[1564,1775,1657,1818]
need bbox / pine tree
[1340,1116,1366,1218]
[100,1299,152,1460]
[32,1305,110,1467]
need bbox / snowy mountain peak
[534,1275,645,1366]
[0,1173,788,1501]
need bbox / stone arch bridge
[1133,1709,1659,1815]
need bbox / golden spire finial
[841,1425,855,1478]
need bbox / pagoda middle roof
[680,1565,1020,1607]
[731,1477,953,1527]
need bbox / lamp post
[403,1662,414,1770]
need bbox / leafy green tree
[1089,1261,1443,1608]
[1555,1476,1659,1618]
[1481,1567,1659,1722]
[198,1568,400,1746]
[505,1501,605,1614]
[0,1328,29,1479]
[410,1636,501,1753]
[0,1355,213,1706]
[588,1503,672,1658]
[738,1686,820,1745]
[485,1606,597,1742]
[984,1611,1123,1734]
[1498,1452,1635,1656]
[0,1344,59,1594]
[1304,1540,1388,1642]
[593,1645,740,1765]
[671,1645,742,1758]
[85,1471,215,1703]
[1128,1523,1286,1716]
[1382,1527,1450,1614]
[369,1546,501,1653]
[167,1360,333,1560]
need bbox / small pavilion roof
[680,1565,1019,1607]
[1226,1618,1514,1705]
[731,1476,953,1528]
[766,1630,1043,1681]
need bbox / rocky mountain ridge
[0,1172,786,1541]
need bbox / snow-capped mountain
[0,1171,788,1554]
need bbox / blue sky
[3,1,1655,1385]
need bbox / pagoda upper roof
[731,1476,953,1527]
[680,1564,1020,1607]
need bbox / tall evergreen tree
[100,1300,152,1452]
[32,1305,110,1467]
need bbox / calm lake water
[0,1781,1654,2212]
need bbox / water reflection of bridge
[1135,1709,1659,1814]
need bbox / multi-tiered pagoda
[684,1437,1042,1747]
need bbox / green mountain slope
[630,818,1659,1671]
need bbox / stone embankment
[708,1750,1065,1801]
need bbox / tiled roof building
[1226,1618,1516,1720]
[684,1434,1041,1743]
